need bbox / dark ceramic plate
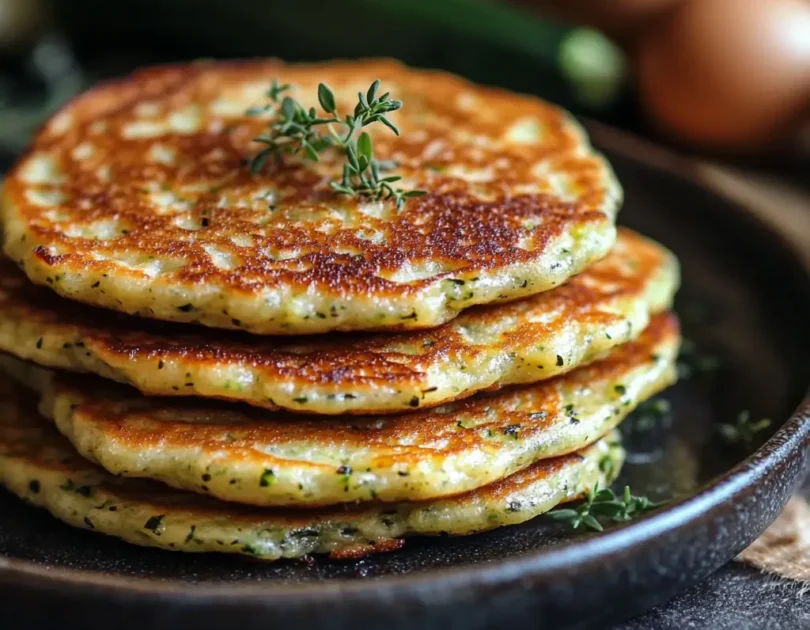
[1,126,809,630]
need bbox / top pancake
[1,59,620,334]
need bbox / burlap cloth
[738,494,810,583]
[696,160,810,585]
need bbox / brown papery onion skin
[636,0,810,152]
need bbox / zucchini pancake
[0,381,622,561]
[0,313,679,507]
[0,59,681,561]
[1,59,620,335]
[0,228,678,414]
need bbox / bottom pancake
[0,380,623,560]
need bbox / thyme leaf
[717,410,771,446]
[248,79,425,209]
[547,484,664,532]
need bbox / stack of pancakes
[0,60,680,560]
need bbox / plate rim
[1,122,809,605]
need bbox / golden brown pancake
[0,382,624,560]
[0,229,677,414]
[2,59,620,334]
[1,313,679,507]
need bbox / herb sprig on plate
[248,79,425,210]
[547,484,664,532]
[717,410,771,446]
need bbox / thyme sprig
[248,79,333,170]
[547,484,664,532]
[247,79,425,210]
[717,410,771,446]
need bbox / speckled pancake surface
[0,229,677,414]
[1,59,620,334]
[0,385,623,561]
[1,314,678,507]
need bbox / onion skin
[636,0,810,152]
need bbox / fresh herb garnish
[259,468,276,487]
[717,410,771,446]
[598,453,616,478]
[248,79,425,209]
[502,424,521,438]
[143,514,165,532]
[247,79,331,169]
[547,484,664,532]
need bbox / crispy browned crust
[0,380,624,559]
[2,59,620,334]
[6,313,677,507]
[0,229,676,414]
[58,313,677,465]
[328,538,406,560]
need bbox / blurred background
[0,0,809,184]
